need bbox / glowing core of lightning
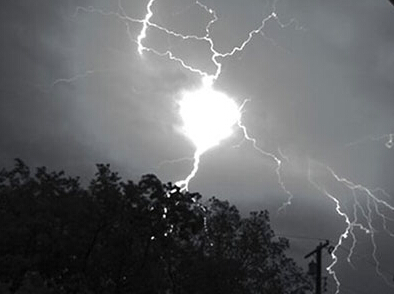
[179,80,240,154]
[176,78,241,190]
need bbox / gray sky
[1,0,394,293]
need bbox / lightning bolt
[66,0,298,227]
[237,100,294,211]
[39,69,106,93]
[137,0,155,55]
[308,160,394,293]
[68,1,394,290]
[175,150,202,192]
[155,156,194,172]
[131,0,297,202]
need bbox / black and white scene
[1,1,394,293]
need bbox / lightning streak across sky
[69,0,394,292]
[75,0,294,198]
[309,161,394,293]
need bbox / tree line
[0,159,312,293]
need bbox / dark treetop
[0,159,312,294]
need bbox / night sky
[1,0,394,293]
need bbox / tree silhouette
[0,159,312,294]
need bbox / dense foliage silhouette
[0,159,312,293]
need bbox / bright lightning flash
[69,1,394,292]
[71,0,294,201]
[176,78,241,191]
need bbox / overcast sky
[1,0,394,293]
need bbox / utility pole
[304,240,329,294]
